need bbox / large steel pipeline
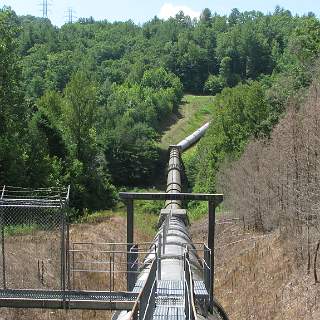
[177,122,210,152]
[158,127,228,319]
[160,123,212,282]
[165,146,182,210]
[159,145,201,282]
[116,122,229,319]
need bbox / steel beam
[119,192,223,204]
[126,199,135,291]
[0,290,138,310]
[0,298,135,310]
[208,200,216,313]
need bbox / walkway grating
[0,289,139,310]
[153,305,185,320]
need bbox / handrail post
[183,251,189,320]
[1,185,5,200]
[162,224,165,254]
[66,185,70,203]
[157,234,162,281]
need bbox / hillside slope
[160,95,214,149]
[190,217,320,320]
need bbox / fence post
[132,245,138,288]
[0,206,5,289]
[60,201,66,307]
[66,222,70,290]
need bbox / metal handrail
[140,279,156,320]
[161,209,174,254]
[184,251,198,320]
[183,243,212,291]
[0,186,5,200]
[69,249,154,254]
[129,259,157,320]
[69,241,157,293]
[72,241,156,246]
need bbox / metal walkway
[151,280,209,319]
[153,306,185,320]
[157,280,208,300]
[0,289,138,310]
[154,280,184,320]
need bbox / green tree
[204,74,224,95]
[141,67,183,104]
[200,8,212,24]
[228,8,241,26]
[0,8,27,185]
[61,72,116,211]
[63,71,98,161]
[290,16,320,63]
[194,81,274,192]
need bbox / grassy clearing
[81,188,163,238]
[187,202,225,222]
[182,143,197,162]
[160,94,215,149]
[4,224,40,237]
[78,210,114,224]
[80,208,159,238]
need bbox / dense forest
[1,5,320,218]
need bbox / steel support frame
[126,199,135,291]
[121,191,223,308]
[208,200,215,313]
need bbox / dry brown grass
[190,215,320,320]
[0,215,152,320]
[3,211,320,320]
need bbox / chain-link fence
[0,186,69,291]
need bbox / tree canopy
[1,6,319,216]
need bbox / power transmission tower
[41,0,49,18]
[38,0,51,19]
[65,7,77,24]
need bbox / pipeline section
[115,121,228,320]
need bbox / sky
[0,0,319,27]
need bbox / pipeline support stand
[208,200,216,313]
[126,199,135,291]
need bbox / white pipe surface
[177,122,210,151]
